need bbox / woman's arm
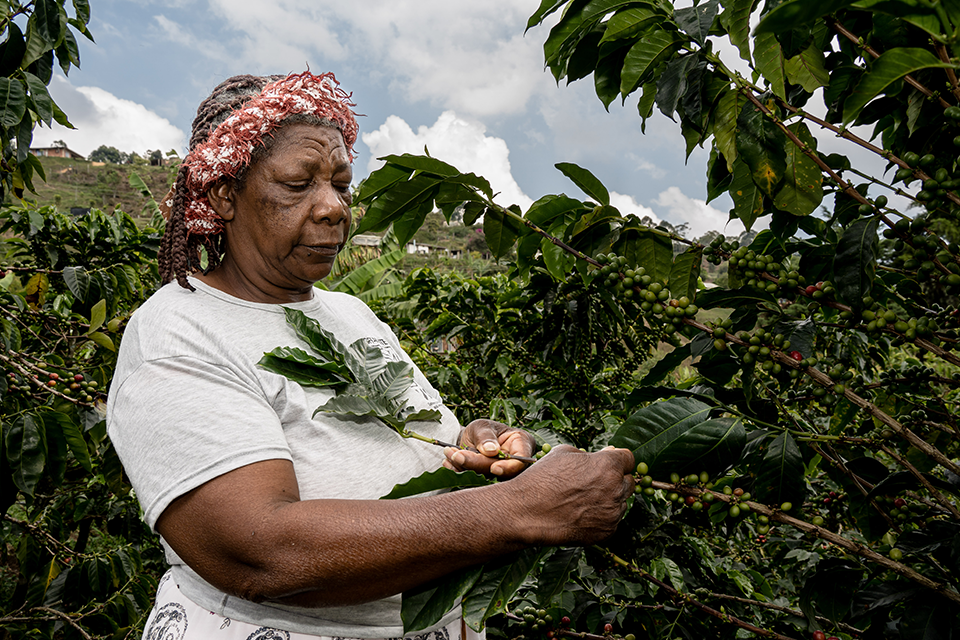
[156,444,634,608]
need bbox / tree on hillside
[88,144,126,164]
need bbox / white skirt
[142,570,482,640]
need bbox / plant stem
[602,549,802,640]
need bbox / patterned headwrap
[169,71,359,237]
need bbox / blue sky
[31,0,750,239]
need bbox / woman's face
[206,123,353,303]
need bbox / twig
[828,18,953,109]
[706,592,863,636]
[878,444,960,519]
[604,551,802,640]
[648,481,960,604]
[35,607,94,640]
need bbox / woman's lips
[301,244,341,257]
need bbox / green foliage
[0,0,92,202]
[354,1,960,635]
[0,202,164,637]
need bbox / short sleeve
[108,355,292,530]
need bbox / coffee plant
[353,0,960,638]
[0,202,165,639]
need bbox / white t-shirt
[107,277,463,637]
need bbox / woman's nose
[312,185,350,225]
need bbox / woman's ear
[206,180,236,222]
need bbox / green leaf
[86,298,106,334]
[668,246,702,301]
[393,199,434,249]
[613,219,673,282]
[16,110,33,164]
[753,432,804,505]
[651,557,685,592]
[542,236,576,280]
[315,393,390,422]
[402,408,442,425]
[73,0,91,24]
[655,54,698,120]
[832,217,879,306]
[23,72,53,126]
[258,347,353,388]
[42,410,91,472]
[55,29,80,76]
[600,6,662,44]
[334,248,404,295]
[713,89,745,171]
[526,0,569,31]
[282,308,359,378]
[755,0,858,34]
[773,122,823,216]
[620,27,683,96]
[0,77,27,129]
[753,32,786,100]
[609,397,713,475]
[728,157,766,231]
[62,265,90,301]
[0,22,27,77]
[536,547,581,605]
[377,153,461,177]
[356,163,413,203]
[674,0,719,45]
[736,100,786,197]
[524,194,588,231]
[462,548,545,631]
[6,415,45,497]
[555,162,609,205]
[652,417,746,476]
[402,565,484,634]
[784,45,830,92]
[382,467,493,499]
[844,48,953,123]
[87,331,115,351]
[719,0,753,62]
[353,174,441,239]
[484,205,523,259]
[33,0,63,44]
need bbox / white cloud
[175,0,551,118]
[609,192,660,223]
[31,77,187,158]
[653,186,744,239]
[363,111,532,209]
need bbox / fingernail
[490,464,504,476]
[452,452,465,466]
[481,441,499,455]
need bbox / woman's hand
[443,418,536,478]
[508,445,635,546]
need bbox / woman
[107,71,635,640]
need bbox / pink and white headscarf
[173,71,359,237]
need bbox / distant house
[31,146,84,160]
[406,239,458,257]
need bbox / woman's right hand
[504,445,635,547]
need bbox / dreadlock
[157,74,283,289]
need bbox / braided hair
[157,73,350,290]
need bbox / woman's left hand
[443,419,536,478]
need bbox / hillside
[15,156,176,219]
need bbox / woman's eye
[285,181,311,191]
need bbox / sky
[28,0,769,240]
